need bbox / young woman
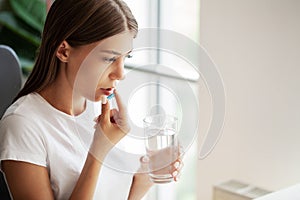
[0,0,182,199]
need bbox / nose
[109,57,125,80]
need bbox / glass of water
[143,114,179,183]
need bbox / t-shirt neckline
[32,92,89,120]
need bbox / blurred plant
[0,0,46,75]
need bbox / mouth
[100,87,114,96]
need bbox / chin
[84,92,102,102]
[91,96,102,102]
[93,93,104,102]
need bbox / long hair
[14,0,138,101]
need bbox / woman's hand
[146,145,184,182]
[89,90,130,161]
[96,90,130,143]
[170,156,184,182]
[128,152,184,200]
[131,154,184,186]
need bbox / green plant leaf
[0,26,37,71]
[0,26,37,57]
[9,0,46,32]
[0,11,41,46]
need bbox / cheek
[73,57,109,99]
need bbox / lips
[100,88,114,96]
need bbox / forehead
[95,31,134,54]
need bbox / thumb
[140,155,150,164]
[139,156,150,172]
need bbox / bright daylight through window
[122,1,200,199]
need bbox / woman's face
[67,31,134,102]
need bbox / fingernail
[174,173,181,182]
[101,96,107,104]
[141,156,150,163]
[174,161,180,169]
[172,170,178,177]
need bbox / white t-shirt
[0,93,137,199]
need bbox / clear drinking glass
[143,114,179,183]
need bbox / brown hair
[15,0,138,101]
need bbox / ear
[56,41,71,62]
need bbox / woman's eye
[103,57,117,63]
[102,54,132,63]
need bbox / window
[122,1,200,199]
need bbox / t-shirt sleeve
[0,114,47,167]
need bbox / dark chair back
[0,45,22,199]
[0,170,11,199]
[0,45,22,118]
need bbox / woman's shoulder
[0,94,48,167]
[0,93,44,134]
[2,92,51,121]
[0,100,46,155]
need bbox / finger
[94,115,102,123]
[174,161,184,172]
[93,117,98,122]
[172,159,184,172]
[114,118,131,133]
[100,96,111,122]
[110,109,117,123]
[173,161,180,169]
[172,170,179,179]
[138,156,150,173]
[173,171,181,182]
[140,155,150,163]
[111,109,118,118]
[113,90,126,114]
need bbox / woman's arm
[69,153,103,200]
[2,154,104,200]
[1,143,107,200]
[127,156,153,200]
[2,134,112,200]
[2,160,54,200]
[127,173,153,200]
[2,152,111,200]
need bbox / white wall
[198,0,300,199]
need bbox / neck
[39,66,86,116]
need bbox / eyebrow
[100,49,132,56]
